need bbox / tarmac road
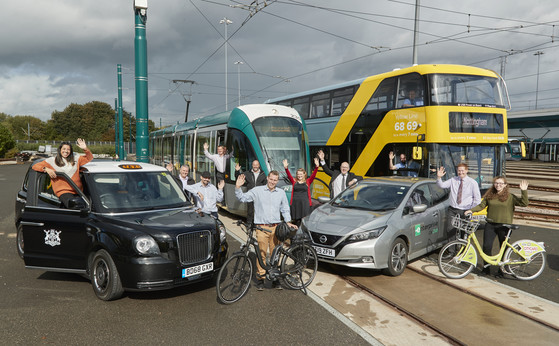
[0,163,371,345]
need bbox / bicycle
[216,220,318,304]
[438,215,546,280]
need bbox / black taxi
[15,160,228,300]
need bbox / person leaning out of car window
[32,138,93,208]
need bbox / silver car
[302,176,450,276]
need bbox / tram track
[339,257,559,345]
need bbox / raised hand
[283,159,289,169]
[76,138,88,151]
[519,180,529,190]
[236,174,246,188]
[437,166,446,179]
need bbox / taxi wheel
[90,249,124,301]
[385,238,407,276]
[16,224,24,259]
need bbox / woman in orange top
[32,138,93,207]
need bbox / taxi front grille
[177,231,212,265]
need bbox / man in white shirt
[184,171,224,219]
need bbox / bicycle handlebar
[235,220,271,233]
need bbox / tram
[149,104,311,216]
[267,64,510,196]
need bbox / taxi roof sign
[118,164,142,170]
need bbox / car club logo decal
[44,229,61,247]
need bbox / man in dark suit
[317,150,363,199]
[166,163,195,203]
[235,160,267,223]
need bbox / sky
[1,0,559,127]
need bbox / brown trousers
[255,225,279,279]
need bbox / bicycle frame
[456,228,545,267]
[236,222,305,281]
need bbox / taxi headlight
[348,226,386,242]
[218,222,227,244]
[134,236,160,255]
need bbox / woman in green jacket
[465,176,529,275]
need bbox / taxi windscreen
[89,171,188,212]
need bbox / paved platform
[218,213,559,345]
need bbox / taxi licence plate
[182,262,213,278]
[313,246,335,258]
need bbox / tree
[6,115,46,140]
[48,101,115,141]
[0,122,16,158]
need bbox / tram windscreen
[429,74,508,108]
[253,117,307,176]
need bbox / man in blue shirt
[184,171,224,219]
[389,152,420,177]
[235,170,296,290]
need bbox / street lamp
[234,61,243,106]
[534,51,544,110]
[220,17,233,111]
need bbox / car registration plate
[313,246,335,257]
[182,262,213,278]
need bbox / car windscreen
[331,182,410,211]
[89,171,188,213]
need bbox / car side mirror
[68,197,89,215]
[412,204,428,213]
[318,196,331,204]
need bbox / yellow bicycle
[438,216,546,280]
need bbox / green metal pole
[117,64,125,160]
[114,98,118,159]
[134,6,149,162]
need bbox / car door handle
[20,221,44,227]
[432,212,438,217]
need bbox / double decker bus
[267,64,510,197]
[150,104,311,216]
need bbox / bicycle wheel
[504,243,546,281]
[216,252,253,304]
[438,240,475,279]
[280,243,318,290]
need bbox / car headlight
[347,226,386,242]
[216,220,227,244]
[134,236,160,255]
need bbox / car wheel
[16,224,24,259]
[90,249,124,301]
[385,238,408,276]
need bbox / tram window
[227,129,257,179]
[196,132,213,177]
[184,134,192,169]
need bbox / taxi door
[21,173,91,272]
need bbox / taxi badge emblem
[44,229,61,247]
